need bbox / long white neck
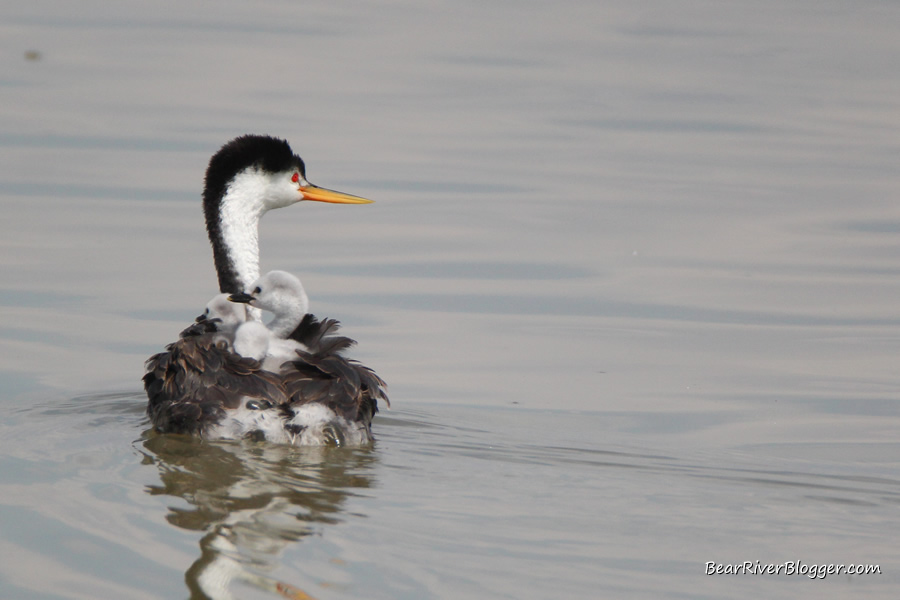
[214,171,275,320]
[219,197,262,291]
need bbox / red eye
[291,173,299,183]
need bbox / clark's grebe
[143,135,388,445]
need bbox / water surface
[1,1,899,598]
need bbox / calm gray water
[2,1,900,598]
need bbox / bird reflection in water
[140,431,378,599]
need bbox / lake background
[1,1,899,598]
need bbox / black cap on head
[204,135,305,204]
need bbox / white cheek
[267,178,302,209]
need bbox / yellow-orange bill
[300,185,373,204]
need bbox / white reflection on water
[141,432,378,599]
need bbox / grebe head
[196,293,247,332]
[229,270,308,314]
[228,270,309,339]
[202,135,373,296]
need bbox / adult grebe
[143,135,388,445]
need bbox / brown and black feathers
[144,313,388,440]
[144,329,289,435]
[283,314,389,425]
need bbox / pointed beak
[300,184,374,204]
[228,292,255,304]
